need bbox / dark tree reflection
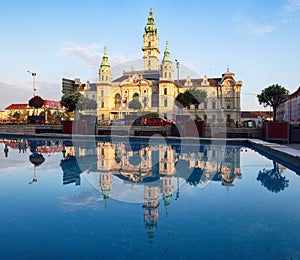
[60,156,82,186]
[257,161,289,193]
[186,167,204,186]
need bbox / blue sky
[1,0,300,110]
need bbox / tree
[175,92,190,108]
[257,84,289,121]
[128,99,142,110]
[188,88,207,117]
[29,95,44,109]
[29,95,44,116]
[60,92,82,112]
[85,98,97,112]
[77,96,97,115]
[175,88,207,118]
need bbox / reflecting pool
[0,136,300,259]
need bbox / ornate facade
[80,8,243,123]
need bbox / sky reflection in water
[0,137,299,259]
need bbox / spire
[100,46,110,67]
[163,194,171,216]
[162,41,172,64]
[144,8,157,34]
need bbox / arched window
[115,93,122,108]
[133,93,139,99]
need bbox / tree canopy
[60,92,82,112]
[128,99,142,110]
[257,84,289,121]
[61,92,98,118]
[175,88,207,118]
[29,95,44,109]
[76,96,97,113]
[175,88,207,108]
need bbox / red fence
[185,121,205,137]
[63,120,87,135]
[262,121,289,143]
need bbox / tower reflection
[60,140,243,243]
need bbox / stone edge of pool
[249,139,300,174]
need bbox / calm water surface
[0,136,300,259]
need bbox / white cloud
[58,42,102,69]
[234,15,275,36]
[58,42,140,70]
[59,190,102,211]
[285,0,300,11]
[249,24,275,36]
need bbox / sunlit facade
[78,8,243,123]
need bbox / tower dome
[144,8,157,34]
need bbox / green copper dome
[162,41,172,64]
[144,8,157,34]
[101,46,110,67]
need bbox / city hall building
[73,8,242,123]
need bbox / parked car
[145,117,173,126]
[131,116,146,126]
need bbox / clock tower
[142,8,160,70]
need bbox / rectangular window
[164,151,168,159]
[101,90,104,96]
[204,102,207,109]
[101,101,104,108]
[164,88,167,95]
[164,163,168,170]
[164,99,168,107]
[212,101,216,109]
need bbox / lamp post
[175,59,180,117]
[27,71,37,96]
[175,59,179,89]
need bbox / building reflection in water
[59,140,244,243]
[0,137,290,243]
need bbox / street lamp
[175,59,180,117]
[175,59,179,89]
[27,70,37,96]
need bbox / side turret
[161,41,174,80]
[99,47,112,83]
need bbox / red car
[145,117,173,126]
